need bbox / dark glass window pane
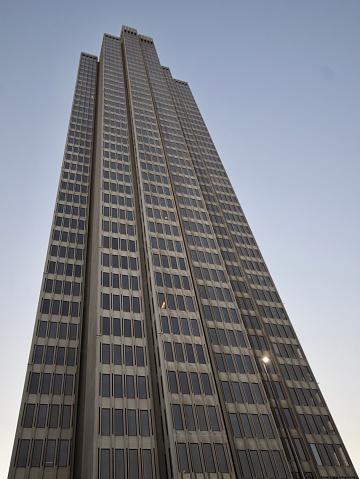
[114,344,122,365]
[127,409,137,435]
[44,439,56,467]
[114,409,124,436]
[36,404,47,428]
[203,443,215,473]
[17,439,30,467]
[101,374,110,397]
[129,450,139,479]
[230,413,242,437]
[62,405,71,428]
[40,373,50,393]
[272,450,287,479]
[64,374,74,395]
[179,372,190,394]
[201,373,212,394]
[172,404,184,430]
[29,373,40,394]
[140,410,150,436]
[49,404,59,428]
[241,413,253,437]
[168,371,178,393]
[126,375,135,398]
[177,443,189,473]
[174,343,184,362]
[53,374,62,395]
[142,449,153,479]
[23,404,35,428]
[125,345,133,365]
[196,405,207,430]
[114,374,123,398]
[100,449,110,479]
[261,450,275,478]
[249,450,264,478]
[31,439,43,467]
[243,382,254,403]
[138,376,147,398]
[239,450,252,479]
[115,449,125,479]
[190,372,201,394]
[101,408,110,435]
[215,444,229,473]
[136,346,145,366]
[232,382,244,403]
[190,443,202,472]
[208,405,220,431]
[184,405,196,431]
[58,440,69,467]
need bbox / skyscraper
[8,24,357,479]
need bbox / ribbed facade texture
[8,26,358,479]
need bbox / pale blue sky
[0,0,359,475]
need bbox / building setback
[8,25,358,479]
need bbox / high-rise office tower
[8,25,357,479]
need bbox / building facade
[8,25,357,479]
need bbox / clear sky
[1,0,359,476]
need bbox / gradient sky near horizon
[0,0,359,476]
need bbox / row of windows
[149,221,182,238]
[57,204,86,216]
[44,279,81,296]
[163,341,206,364]
[150,237,183,256]
[230,412,275,439]
[37,320,77,339]
[50,245,83,260]
[98,448,153,479]
[103,170,131,183]
[47,260,83,277]
[273,341,303,359]
[102,236,136,250]
[157,292,195,312]
[101,316,143,337]
[210,326,247,348]
[22,403,72,429]
[58,192,88,204]
[222,380,265,405]
[101,293,141,313]
[194,264,227,283]
[167,370,213,395]
[102,143,129,153]
[160,315,200,336]
[27,373,74,396]
[52,230,85,245]
[59,180,88,193]
[172,403,220,431]
[153,253,186,271]
[288,387,323,407]
[309,442,349,467]
[41,299,80,317]
[101,373,148,398]
[15,439,69,468]
[176,442,229,474]
[100,343,146,367]
[264,321,295,339]
[279,362,313,382]
[257,303,286,320]
[103,202,134,216]
[299,413,335,435]
[99,408,151,436]
[102,253,137,270]
[203,304,240,324]
[32,345,77,366]
[215,351,256,375]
